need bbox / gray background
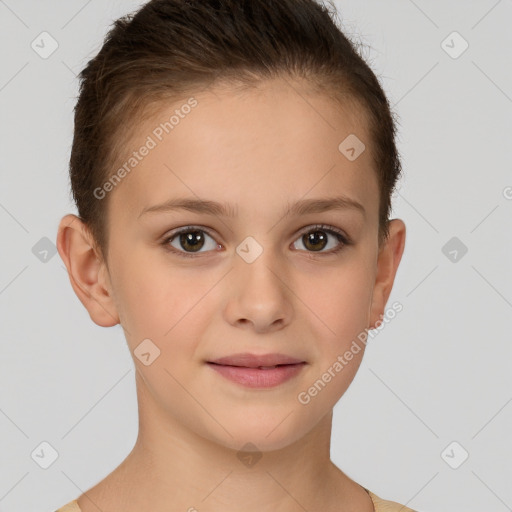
[1,1,511,511]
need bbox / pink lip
[206,353,307,389]
[207,362,306,388]
[208,352,305,367]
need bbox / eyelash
[160,224,352,259]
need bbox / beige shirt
[54,489,417,511]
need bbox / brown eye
[292,225,348,255]
[303,230,328,251]
[164,227,219,256]
[178,230,206,252]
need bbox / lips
[207,352,305,368]
[206,353,307,388]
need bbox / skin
[57,77,406,512]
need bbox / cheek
[111,250,217,352]
[296,258,374,344]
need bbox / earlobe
[56,214,120,327]
[368,219,406,330]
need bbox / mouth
[205,354,307,388]
[207,352,306,368]
[207,362,303,370]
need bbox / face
[60,78,405,453]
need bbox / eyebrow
[138,195,366,220]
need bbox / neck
[78,372,372,512]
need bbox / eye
[291,224,350,255]
[162,226,220,257]
[161,224,351,259]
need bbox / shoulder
[54,499,81,512]
[366,489,418,512]
[56,491,417,512]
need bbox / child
[56,0,411,510]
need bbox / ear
[56,214,120,327]
[368,219,406,329]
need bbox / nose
[223,245,294,334]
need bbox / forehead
[107,78,377,223]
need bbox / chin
[201,414,314,455]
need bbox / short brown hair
[69,0,402,262]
